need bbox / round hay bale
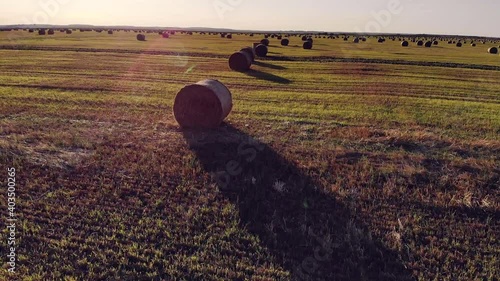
[173,79,232,129]
[303,41,313,49]
[401,41,409,47]
[137,34,146,41]
[307,38,313,44]
[66,29,72,34]
[417,40,424,46]
[240,47,255,61]
[456,42,462,47]
[47,29,55,35]
[488,47,498,54]
[38,29,46,35]
[425,41,432,48]
[378,38,385,43]
[433,40,439,45]
[108,30,113,35]
[281,38,289,46]
[255,44,268,57]
[162,32,169,38]
[226,34,232,39]
[353,38,359,43]
[471,43,476,47]
[301,35,308,41]
[229,51,252,72]
[28,29,34,33]
[260,38,270,46]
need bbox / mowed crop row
[0,35,499,281]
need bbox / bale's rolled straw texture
[229,51,252,72]
[303,41,313,49]
[173,79,233,129]
[255,44,268,57]
[240,47,255,61]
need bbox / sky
[2,0,499,37]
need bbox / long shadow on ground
[182,124,414,281]
[244,69,291,84]
[253,60,287,70]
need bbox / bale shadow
[182,124,414,281]
[253,60,287,70]
[245,69,291,84]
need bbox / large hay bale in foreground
[488,47,498,54]
[255,44,268,57]
[173,79,233,128]
[281,38,289,46]
[303,41,313,49]
[137,34,146,41]
[229,51,252,72]
[401,41,409,47]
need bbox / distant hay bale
[162,32,169,38]
[471,43,476,47]
[47,29,55,35]
[456,42,462,47]
[281,38,289,46]
[353,38,359,43]
[137,34,146,41]
[254,44,268,57]
[307,38,313,44]
[260,38,270,46]
[240,47,255,61]
[302,35,308,41]
[173,79,232,129]
[488,47,498,54]
[66,30,72,34]
[425,41,432,47]
[401,41,409,47]
[417,40,424,46]
[433,40,439,45]
[277,35,282,40]
[303,41,313,49]
[226,34,232,39]
[229,51,252,72]
[28,29,34,33]
[38,29,46,35]
[108,30,113,35]
[378,38,385,43]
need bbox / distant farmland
[0,30,499,281]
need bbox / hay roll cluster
[173,79,233,129]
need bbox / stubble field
[0,30,499,281]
